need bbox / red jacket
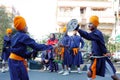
[47,39,58,45]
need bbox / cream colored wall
[56,0,115,35]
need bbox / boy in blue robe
[8,16,53,80]
[1,28,12,73]
[58,32,71,75]
[75,15,120,80]
[70,30,84,73]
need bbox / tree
[0,5,14,55]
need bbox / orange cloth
[14,16,26,31]
[59,47,64,58]
[60,47,64,55]
[89,15,99,27]
[22,60,28,71]
[9,53,28,71]
[9,53,25,60]
[91,58,97,79]
[6,28,12,34]
[72,48,79,55]
[59,26,67,33]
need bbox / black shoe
[50,70,53,72]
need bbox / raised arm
[78,29,100,41]
[22,35,53,51]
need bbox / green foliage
[0,6,14,55]
[40,39,47,44]
[103,34,120,53]
[107,43,116,53]
[103,34,110,44]
[83,39,91,52]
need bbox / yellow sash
[9,53,25,61]
[59,47,65,59]
[60,47,64,55]
[9,53,28,71]
[72,48,79,55]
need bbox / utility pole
[116,0,119,27]
[114,0,119,52]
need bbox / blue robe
[78,29,116,77]
[70,35,84,65]
[8,31,53,80]
[61,35,71,65]
[1,35,11,61]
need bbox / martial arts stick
[90,56,107,58]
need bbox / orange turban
[14,16,26,31]
[89,16,99,27]
[59,26,67,33]
[6,28,12,34]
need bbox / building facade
[108,0,120,43]
[56,0,115,35]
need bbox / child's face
[7,33,12,37]
[50,34,54,38]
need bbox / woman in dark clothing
[46,33,58,72]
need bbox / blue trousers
[8,59,29,80]
[49,59,58,72]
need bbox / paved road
[0,70,120,80]
[0,61,120,80]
